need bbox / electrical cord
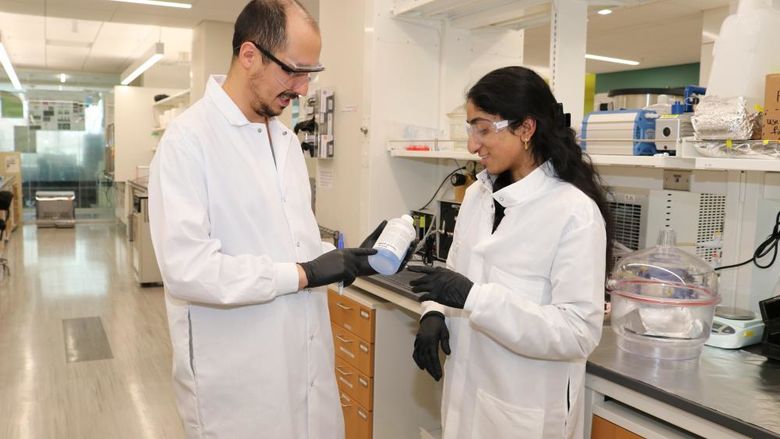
[715,211,780,271]
[418,166,466,211]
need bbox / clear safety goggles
[465,119,516,142]
[250,41,324,87]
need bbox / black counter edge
[362,275,421,303]
[586,362,779,439]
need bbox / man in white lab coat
[149,1,377,437]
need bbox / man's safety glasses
[250,41,324,86]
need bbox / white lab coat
[421,162,606,439]
[149,75,343,439]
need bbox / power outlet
[663,170,691,191]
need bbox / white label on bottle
[374,219,415,259]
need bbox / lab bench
[586,330,780,438]
[349,271,780,439]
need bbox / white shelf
[392,0,551,30]
[586,138,780,172]
[389,141,780,172]
[680,138,780,172]
[389,149,477,161]
[152,89,190,109]
[589,154,695,169]
[692,156,780,172]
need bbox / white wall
[314,0,522,246]
[699,6,731,87]
[191,20,234,102]
[113,85,181,182]
[141,62,191,89]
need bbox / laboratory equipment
[655,114,693,153]
[580,109,658,155]
[608,229,721,360]
[607,187,726,267]
[705,306,765,349]
[607,87,684,110]
[368,215,416,275]
[295,88,335,158]
[759,292,780,360]
[437,201,460,261]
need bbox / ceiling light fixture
[120,42,164,85]
[60,73,67,83]
[585,53,639,66]
[110,0,192,9]
[0,33,22,91]
[597,9,613,15]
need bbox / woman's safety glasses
[464,119,516,143]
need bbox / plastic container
[608,229,721,360]
[368,215,416,275]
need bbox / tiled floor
[0,223,184,439]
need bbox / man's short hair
[232,0,318,57]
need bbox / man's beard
[249,75,297,118]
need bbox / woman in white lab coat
[409,66,614,438]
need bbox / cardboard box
[763,74,780,140]
[763,109,780,140]
[765,73,780,111]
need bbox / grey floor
[0,223,184,438]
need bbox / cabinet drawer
[333,325,374,377]
[328,289,375,342]
[335,356,373,410]
[340,391,372,439]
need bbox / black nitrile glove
[355,220,387,276]
[360,220,388,249]
[408,266,474,309]
[357,220,417,276]
[413,311,450,381]
[300,248,377,288]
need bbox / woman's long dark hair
[467,66,615,274]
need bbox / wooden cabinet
[329,286,443,439]
[329,289,376,439]
[329,290,375,341]
[592,415,644,439]
[335,357,373,410]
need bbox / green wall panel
[1,91,23,118]
[595,63,701,94]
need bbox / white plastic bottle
[368,215,416,275]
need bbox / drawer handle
[360,310,370,319]
[340,399,352,408]
[339,347,355,359]
[358,377,368,387]
[336,302,352,311]
[359,343,369,353]
[357,409,368,420]
[335,335,353,343]
[339,377,354,388]
[335,366,353,376]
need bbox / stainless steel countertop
[358,275,780,437]
[588,330,780,438]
